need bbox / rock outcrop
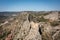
[0,11,60,40]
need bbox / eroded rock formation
[0,11,60,40]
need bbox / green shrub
[50,21,59,26]
[37,16,49,22]
[28,14,49,22]
[0,30,11,39]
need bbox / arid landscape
[0,11,60,40]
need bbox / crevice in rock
[30,25,31,29]
[17,39,19,40]
[39,27,42,35]
[28,14,33,22]
[28,14,31,22]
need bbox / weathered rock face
[44,12,58,22]
[13,20,30,40]
[0,11,60,40]
[13,13,42,40]
[24,21,41,40]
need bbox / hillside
[0,11,60,40]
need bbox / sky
[0,0,60,12]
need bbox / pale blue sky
[0,0,60,12]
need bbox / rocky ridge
[0,11,60,40]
